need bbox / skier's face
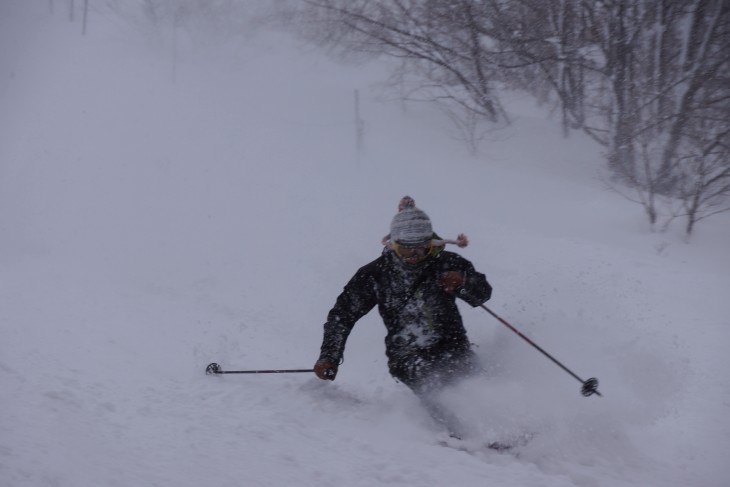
[394,241,431,265]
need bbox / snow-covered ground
[2,3,729,487]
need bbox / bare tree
[288,0,510,127]
[484,0,730,232]
[676,128,730,235]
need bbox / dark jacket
[318,249,491,388]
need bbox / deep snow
[2,3,729,487]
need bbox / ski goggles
[393,241,433,259]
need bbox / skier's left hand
[440,271,464,293]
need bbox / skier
[313,199,492,437]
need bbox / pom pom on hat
[390,207,433,245]
[398,196,416,212]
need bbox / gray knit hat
[390,208,433,245]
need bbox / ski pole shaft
[479,304,602,397]
[206,363,313,375]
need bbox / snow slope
[2,4,729,487]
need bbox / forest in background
[51,0,730,236]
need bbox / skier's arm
[457,263,491,306]
[443,255,491,306]
[317,265,378,367]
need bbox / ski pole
[478,304,602,397]
[205,363,314,375]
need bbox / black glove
[314,359,338,381]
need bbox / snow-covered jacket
[318,249,491,384]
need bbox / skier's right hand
[314,359,338,381]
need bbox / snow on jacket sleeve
[452,254,492,307]
[318,260,379,363]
